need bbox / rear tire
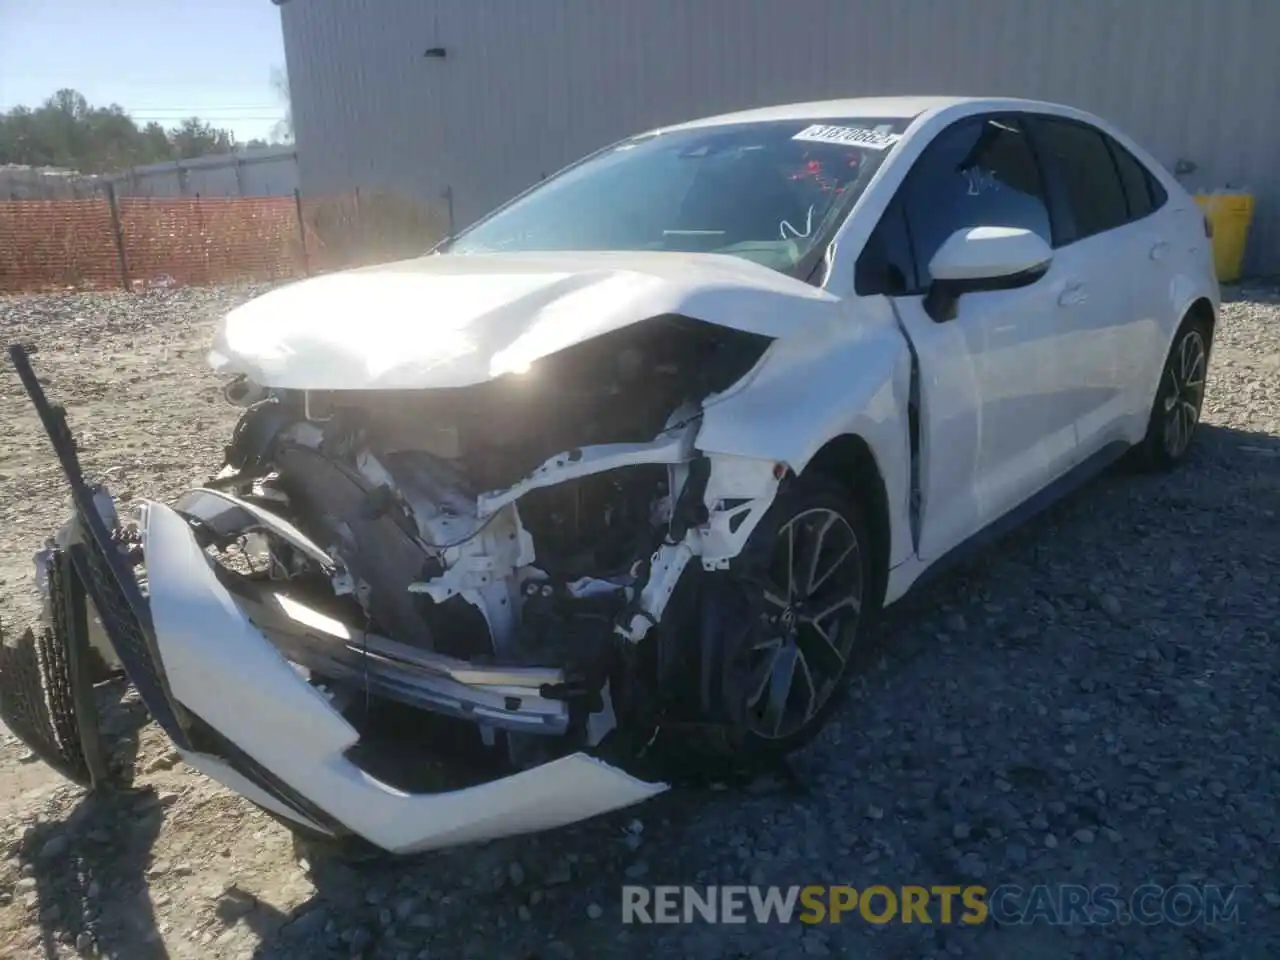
[1133,312,1211,471]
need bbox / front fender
[695,325,914,568]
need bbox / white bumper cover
[140,499,667,854]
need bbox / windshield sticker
[792,124,901,150]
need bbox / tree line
[0,89,287,175]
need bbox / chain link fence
[0,187,450,293]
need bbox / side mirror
[924,226,1053,322]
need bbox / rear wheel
[1134,313,1211,470]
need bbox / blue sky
[0,0,288,143]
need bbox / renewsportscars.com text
[621,884,1248,926]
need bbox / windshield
[442,117,913,279]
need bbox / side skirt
[890,439,1133,601]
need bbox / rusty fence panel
[117,196,303,288]
[0,199,121,291]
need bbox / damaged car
[1,95,1218,854]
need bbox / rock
[289,908,330,936]
[957,853,987,879]
[945,613,968,632]
[39,835,69,860]
[1044,833,1059,849]
[517,905,531,921]
[75,932,94,953]
[803,932,832,956]
[393,897,416,922]
[586,902,604,920]
[218,890,256,920]
[1073,828,1095,845]
[865,805,884,821]
[624,861,649,880]
[144,750,181,773]
[507,861,525,886]
[15,876,37,893]
[544,862,572,885]
[1099,594,1122,617]
[345,926,374,953]
[952,823,971,841]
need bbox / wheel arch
[802,433,892,608]
[1185,295,1216,344]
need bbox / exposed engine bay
[3,271,871,853]
[172,315,784,781]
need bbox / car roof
[653,95,1082,134]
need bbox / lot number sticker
[792,124,901,150]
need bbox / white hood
[209,251,840,390]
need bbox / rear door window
[1030,118,1131,244]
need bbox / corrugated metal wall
[281,0,1279,273]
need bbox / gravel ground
[0,282,1277,960]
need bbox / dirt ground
[0,282,1278,959]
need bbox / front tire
[717,476,877,760]
[1134,313,1211,470]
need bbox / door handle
[1150,241,1171,261]
[1057,282,1088,307]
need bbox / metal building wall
[281,0,1279,273]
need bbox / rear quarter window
[1106,136,1167,220]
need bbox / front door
[855,114,1073,561]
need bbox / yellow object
[1193,192,1254,283]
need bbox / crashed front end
[0,316,786,854]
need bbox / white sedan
[2,95,1217,855]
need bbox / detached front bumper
[0,345,666,854]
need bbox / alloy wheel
[744,507,863,740]
[1163,328,1207,459]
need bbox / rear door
[1100,135,1188,434]
[855,114,1070,561]
[1023,116,1149,457]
